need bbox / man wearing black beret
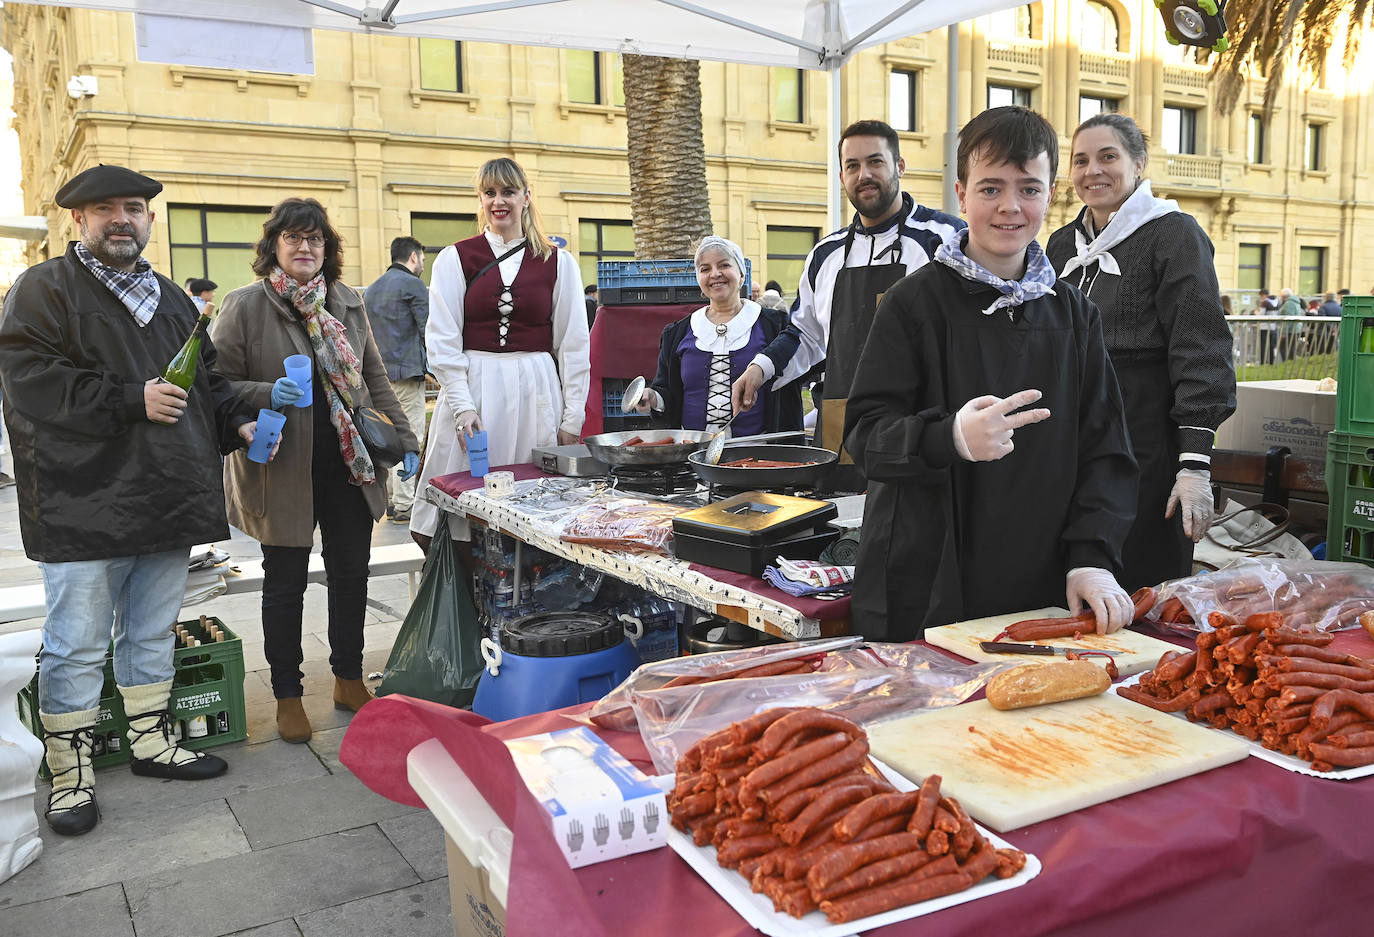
[0,164,260,836]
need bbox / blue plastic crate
[597,258,751,307]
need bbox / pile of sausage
[1152,569,1374,629]
[620,436,678,447]
[667,707,1026,924]
[1115,611,1374,771]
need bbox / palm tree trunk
[622,54,712,256]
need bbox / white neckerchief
[483,228,526,284]
[690,301,761,353]
[1059,179,1179,279]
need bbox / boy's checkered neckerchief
[934,230,1057,320]
[74,242,162,326]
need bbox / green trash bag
[377,530,484,709]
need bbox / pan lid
[672,490,838,545]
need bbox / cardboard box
[505,725,667,868]
[1214,379,1337,460]
[445,834,507,937]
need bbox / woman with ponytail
[410,158,590,550]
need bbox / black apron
[1115,356,1192,589]
[816,224,910,493]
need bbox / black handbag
[352,404,405,468]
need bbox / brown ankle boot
[276,697,312,743]
[333,677,374,713]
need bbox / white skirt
[410,350,563,539]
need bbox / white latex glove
[1165,468,1213,542]
[1065,567,1134,634]
[952,389,1052,462]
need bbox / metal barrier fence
[1225,315,1341,382]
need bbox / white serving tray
[1116,673,1374,781]
[655,759,1040,937]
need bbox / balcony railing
[1079,51,1130,78]
[1163,153,1222,185]
[1163,64,1208,91]
[987,39,1043,69]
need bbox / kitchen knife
[979,641,1084,656]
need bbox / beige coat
[211,279,420,547]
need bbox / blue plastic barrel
[472,611,638,722]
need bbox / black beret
[55,164,163,208]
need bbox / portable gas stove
[609,462,700,496]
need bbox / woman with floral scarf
[212,198,419,744]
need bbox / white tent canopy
[47,0,1019,69]
[25,0,1028,228]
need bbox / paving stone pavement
[0,477,454,936]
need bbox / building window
[988,84,1032,109]
[578,219,634,289]
[1306,122,1324,171]
[766,226,818,300]
[773,68,804,123]
[889,69,917,132]
[1298,247,1326,297]
[410,213,477,283]
[567,50,624,106]
[168,205,270,296]
[1161,105,1198,155]
[1247,114,1266,164]
[986,4,1034,39]
[1237,243,1267,293]
[1080,1,1120,52]
[1078,95,1118,123]
[418,38,463,93]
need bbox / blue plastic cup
[283,355,312,408]
[468,429,490,478]
[247,408,287,464]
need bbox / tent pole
[943,24,959,214]
[830,65,842,230]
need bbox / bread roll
[985,660,1111,711]
[1361,610,1374,641]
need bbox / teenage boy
[843,106,1139,641]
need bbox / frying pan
[687,444,838,487]
[583,429,715,466]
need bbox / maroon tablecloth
[431,464,554,498]
[583,303,698,436]
[343,631,1374,937]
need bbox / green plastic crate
[1325,431,1374,566]
[1336,296,1374,435]
[18,616,248,778]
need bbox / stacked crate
[1325,297,1374,564]
[17,616,248,777]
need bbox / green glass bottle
[162,312,212,390]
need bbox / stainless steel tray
[531,444,608,477]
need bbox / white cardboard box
[505,725,667,868]
[1214,379,1337,460]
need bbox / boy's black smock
[842,261,1138,640]
[0,244,253,562]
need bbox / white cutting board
[925,607,1178,678]
[868,693,1250,832]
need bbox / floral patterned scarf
[269,267,375,484]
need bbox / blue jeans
[38,548,190,715]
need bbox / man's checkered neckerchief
[74,242,162,327]
[934,230,1057,320]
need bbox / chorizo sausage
[906,773,943,837]
[715,832,782,867]
[755,737,870,806]
[819,872,973,925]
[1310,689,1374,731]
[739,731,850,803]
[727,707,804,746]
[957,840,1000,883]
[1262,627,1335,647]
[833,791,921,842]
[995,847,1028,879]
[753,710,862,760]
[1306,740,1374,768]
[1154,651,1198,682]
[771,772,884,822]
[813,849,935,902]
[805,832,923,891]
[1115,684,1201,713]
[777,784,873,846]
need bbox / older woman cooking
[634,236,801,435]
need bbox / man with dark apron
[732,119,963,492]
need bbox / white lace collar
[690,301,761,353]
[483,229,527,253]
